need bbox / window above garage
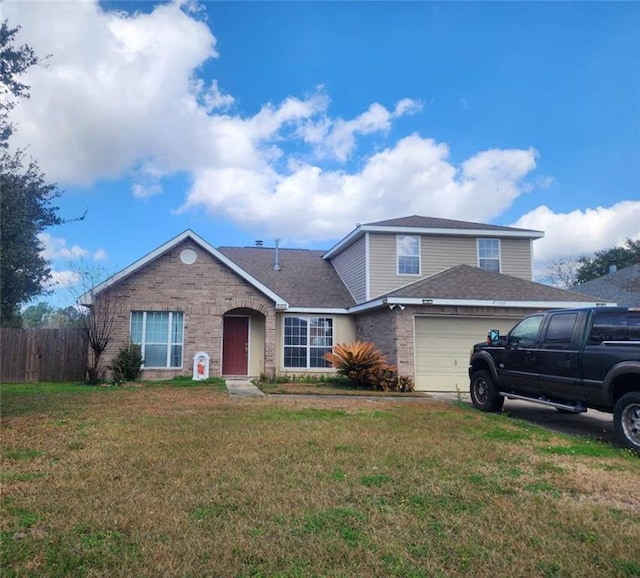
[478,238,501,273]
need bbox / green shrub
[323,342,414,392]
[109,343,143,383]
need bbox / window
[478,239,501,273]
[543,313,578,348]
[397,235,420,275]
[130,311,184,368]
[284,317,333,369]
[589,312,640,344]
[508,315,543,347]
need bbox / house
[571,264,640,307]
[84,215,610,391]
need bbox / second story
[324,215,544,303]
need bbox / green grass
[1,381,638,577]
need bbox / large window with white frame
[130,311,184,369]
[397,235,420,275]
[284,316,333,369]
[478,238,501,273]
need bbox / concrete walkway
[225,379,264,397]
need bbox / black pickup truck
[468,307,640,452]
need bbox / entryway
[222,316,249,375]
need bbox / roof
[571,264,640,307]
[380,264,606,304]
[323,214,544,260]
[217,246,355,309]
[364,215,535,232]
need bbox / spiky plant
[324,342,396,389]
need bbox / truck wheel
[470,370,504,412]
[613,392,640,453]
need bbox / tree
[539,255,581,289]
[67,263,119,384]
[0,20,68,326]
[575,239,640,285]
[50,305,84,328]
[21,301,54,327]
[21,301,84,328]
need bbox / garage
[414,316,519,392]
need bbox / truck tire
[470,370,504,412]
[613,392,640,453]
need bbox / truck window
[543,313,578,348]
[589,312,640,344]
[508,315,543,346]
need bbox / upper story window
[478,239,501,273]
[130,311,184,368]
[397,235,420,275]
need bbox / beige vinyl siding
[369,234,535,298]
[275,314,356,374]
[499,238,533,280]
[330,236,368,303]
[369,235,477,298]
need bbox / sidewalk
[225,379,264,397]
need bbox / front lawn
[1,382,638,577]
[255,378,427,397]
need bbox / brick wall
[95,240,276,380]
[355,309,398,366]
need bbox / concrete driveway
[433,392,617,447]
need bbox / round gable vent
[180,248,197,265]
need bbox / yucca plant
[324,342,397,389]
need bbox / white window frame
[397,235,421,276]
[130,311,184,369]
[477,238,501,273]
[283,316,333,369]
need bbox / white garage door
[414,316,519,392]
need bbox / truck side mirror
[487,329,501,345]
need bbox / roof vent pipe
[608,261,617,275]
[274,238,281,271]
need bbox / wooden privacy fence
[1,328,88,383]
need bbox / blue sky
[4,0,639,307]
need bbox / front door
[222,316,249,375]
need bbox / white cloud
[297,99,423,162]
[46,270,82,290]
[38,233,89,260]
[511,201,640,264]
[132,183,162,199]
[180,135,539,240]
[93,249,108,261]
[38,233,107,262]
[6,0,218,183]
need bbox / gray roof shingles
[218,246,355,308]
[365,215,541,234]
[383,264,604,303]
[571,264,640,307]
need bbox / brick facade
[96,240,276,380]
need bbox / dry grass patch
[1,383,638,577]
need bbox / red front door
[222,317,249,375]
